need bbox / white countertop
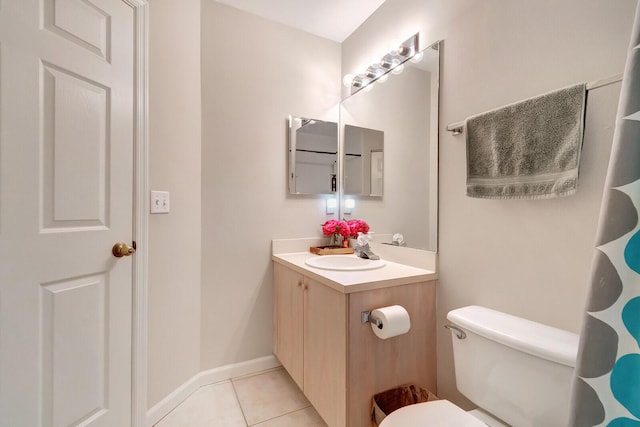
[273,252,438,294]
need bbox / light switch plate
[326,198,337,215]
[151,191,170,214]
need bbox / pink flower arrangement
[347,219,370,238]
[321,219,351,238]
[320,219,370,248]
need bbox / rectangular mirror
[340,41,440,251]
[288,116,338,195]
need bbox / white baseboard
[146,371,202,427]
[197,354,281,385]
[146,355,281,427]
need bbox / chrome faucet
[354,232,380,260]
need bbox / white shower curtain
[569,4,640,427]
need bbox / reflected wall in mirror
[340,41,440,251]
[344,125,384,197]
[288,116,338,195]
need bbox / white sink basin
[305,255,385,271]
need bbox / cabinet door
[273,263,304,389]
[347,281,437,427]
[304,278,347,427]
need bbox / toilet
[380,305,580,427]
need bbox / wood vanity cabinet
[273,261,437,427]
[273,263,347,426]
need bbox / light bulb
[366,66,384,80]
[380,57,399,70]
[377,74,389,83]
[342,74,354,87]
[410,52,424,63]
[353,76,371,90]
[391,63,405,75]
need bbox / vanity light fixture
[344,199,355,214]
[345,33,419,94]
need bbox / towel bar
[446,121,465,135]
[445,73,623,136]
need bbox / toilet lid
[379,400,489,427]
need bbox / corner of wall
[147,0,203,410]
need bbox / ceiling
[214,0,387,43]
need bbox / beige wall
[200,2,341,370]
[342,0,637,408]
[148,0,202,409]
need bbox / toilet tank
[447,306,579,427]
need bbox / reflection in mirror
[344,125,384,197]
[288,116,338,195]
[340,41,440,251]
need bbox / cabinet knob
[297,281,303,287]
[303,284,309,290]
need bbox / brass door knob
[112,242,135,258]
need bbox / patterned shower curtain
[569,5,640,427]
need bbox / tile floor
[154,367,328,427]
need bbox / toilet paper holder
[361,310,383,329]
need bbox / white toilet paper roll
[370,305,411,339]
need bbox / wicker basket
[371,384,439,427]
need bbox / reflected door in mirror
[344,125,384,197]
[288,116,338,195]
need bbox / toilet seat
[379,400,489,427]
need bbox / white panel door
[370,150,383,196]
[0,1,135,426]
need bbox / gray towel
[465,83,587,199]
